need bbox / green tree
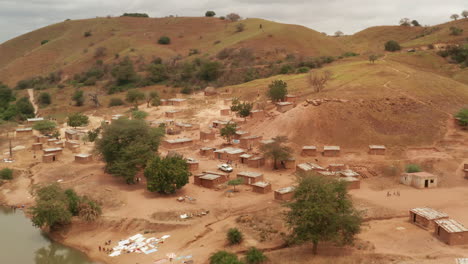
[145,154,190,194]
[227,178,243,192]
[30,200,72,230]
[406,164,421,173]
[126,89,145,109]
[227,228,243,245]
[210,251,243,264]
[132,110,149,120]
[450,27,464,36]
[95,119,164,183]
[451,14,460,21]
[158,36,171,45]
[33,120,57,135]
[244,247,267,264]
[0,83,15,109]
[111,57,139,87]
[147,64,169,83]
[146,91,159,107]
[198,61,222,81]
[238,102,253,120]
[411,20,421,26]
[267,80,288,102]
[38,92,51,106]
[385,40,401,52]
[369,54,378,64]
[78,198,102,221]
[220,122,237,144]
[285,175,363,255]
[0,168,13,180]
[16,97,35,119]
[456,108,468,127]
[72,90,85,106]
[67,113,89,128]
[87,127,101,142]
[205,11,216,17]
[260,136,292,170]
[64,189,80,216]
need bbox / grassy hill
[0,16,346,86]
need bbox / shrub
[121,13,149,18]
[450,27,464,36]
[226,13,241,22]
[385,40,401,52]
[33,120,57,135]
[342,52,359,57]
[205,11,216,17]
[236,23,245,32]
[267,80,288,102]
[158,36,171,45]
[72,90,85,106]
[296,66,310,73]
[38,92,51,106]
[131,110,149,120]
[84,31,92,37]
[198,61,222,81]
[181,87,193,94]
[220,16,226,20]
[67,112,89,127]
[279,65,294,74]
[94,47,107,58]
[41,40,49,45]
[188,49,200,56]
[109,98,124,108]
[0,168,13,180]
[210,251,242,264]
[406,164,422,173]
[455,108,468,127]
[244,247,267,264]
[227,228,243,245]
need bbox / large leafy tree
[220,122,237,144]
[30,184,71,230]
[111,57,139,86]
[33,120,57,135]
[95,118,164,183]
[146,91,159,107]
[260,136,292,170]
[384,40,401,52]
[0,82,15,109]
[67,113,89,128]
[285,175,363,255]
[145,154,190,194]
[267,80,288,102]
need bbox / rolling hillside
[0,16,346,86]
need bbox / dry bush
[308,70,332,93]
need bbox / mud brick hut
[369,145,386,155]
[194,172,228,189]
[200,130,216,141]
[296,162,326,174]
[223,98,232,105]
[75,153,93,164]
[27,117,44,123]
[220,109,231,116]
[276,102,294,113]
[35,135,48,143]
[274,186,295,201]
[301,146,317,156]
[168,98,187,106]
[409,207,449,230]
[239,154,253,164]
[234,130,249,140]
[32,143,43,151]
[239,135,263,149]
[162,138,193,149]
[248,156,265,168]
[250,110,265,119]
[199,147,215,157]
[47,138,58,146]
[323,146,340,157]
[251,181,272,194]
[260,139,275,146]
[65,129,80,140]
[237,171,264,185]
[43,147,62,155]
[111,114,124,123]
[42,153,59,163]
[187,158,199,172]
[400,172,438,189]
[204,87,217,96]
[339,169,360,178]
[53,141,64,148]
[464,164,468,179]
[16,127,33,136]
[65,140,80,150]
[213,147,245,161]
[328,164,346,172]
[278,158,296,169]
[212,120,230,129]
[165,110,181,118]
[339,177,360,190]
[434,219,468,245]
[285,94,297,103]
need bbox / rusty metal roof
[410,207,448,220]
[435,219,468,233]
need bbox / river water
[0,206,97,264]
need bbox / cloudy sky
[0,0,466,43]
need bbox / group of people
[99,240,112,254]
[387,190,401,197]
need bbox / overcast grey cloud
[0,0,466,43]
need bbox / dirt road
[27,89,39,117]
